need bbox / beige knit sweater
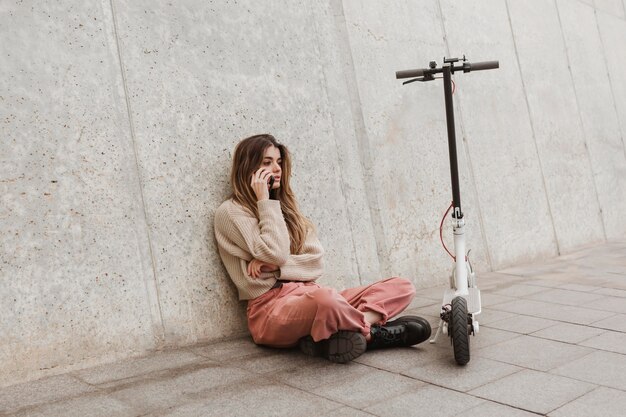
[214,198,325,300]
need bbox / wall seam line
[554,0,607,241]
[505,0,561,255]
[593,8,626,161]
[333,1,391,281]
[309,2,363,282]
[108,0,166,344]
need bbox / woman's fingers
[248,259,257,278]
[249,259,279,279]
[250,168,272,201]
[248,259,263,278]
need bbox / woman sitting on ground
[214,134,431,363]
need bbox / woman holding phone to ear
[214,134,431,363]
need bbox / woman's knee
[306,286,340,304]
[386,277,416,297]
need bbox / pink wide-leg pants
[246,277,416,348]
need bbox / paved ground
[2,240,626,417]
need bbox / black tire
[451,296,470,365]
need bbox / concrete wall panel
[597,12,626,162]
[111,0,361,344]
[0,1,158,385]
[440,0,558,269]
[342,0,491,287]
[506,0,605,252]
[594,0,626,18]
[558,0,626,238]
[308,1,383,284]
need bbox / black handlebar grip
[469,61,499,71]
[396,68,426,79]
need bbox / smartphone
[268,175,275,189]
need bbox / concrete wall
[1,0,625,386]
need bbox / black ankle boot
[299,330,367,363]
[368,316,432,350]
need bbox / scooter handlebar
[396,68,426,79]
[396,60,499,79]
[468,60,499,72]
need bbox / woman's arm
[215,200,290,267]
[276,229,324,281]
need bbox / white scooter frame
[396,56,499,365]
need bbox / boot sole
[326,331,367,364]
[298,336,319,357]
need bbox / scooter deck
[442,287,481,315]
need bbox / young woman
[214,134,431,363]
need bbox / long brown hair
[230,134,314,254]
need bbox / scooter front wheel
[451,296,470,365]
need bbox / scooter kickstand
[430,319,443,344]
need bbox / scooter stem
[443,64,462,216]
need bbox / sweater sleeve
[218,199,291,267]
[277,229,325,281]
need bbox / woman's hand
[250,168,273,201]
[247,259,279,279]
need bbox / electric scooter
[395,56,499,365]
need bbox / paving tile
[551,351,626,390]
[354,345,449,373]
[559,283,603,292]
[272,361,371,391]
[74,350,203,385]
[480,293,517,307]
[312,368,424,408]
[406,295,444,309]
[548,387,626,417]
[470,327,523,350]
[473,308,517,325]
[154,380,341,417]
[524,278,568,288]
[503,259,572,273]
[497,265,559,277]
[583,296,626,314]
[589,314,626,332]
[0,374,96,414]
[402,355,522,392]
[485,314,558,334]
[490,284,547,298]
[458,400,540,417]
[229,348,322,374]
[599,276,626,290]
[531,322,606,344]
[475,335,593,371]
[10,393,137,417]
[319,406,374,417]
[413,285,448,300]
[469,369,596,415]
[479,271,528,283]
[188,337,266,361]
[527,288,605,306]
[490,299,614,325]
[593,287,626,298]
[579,331,626,354]
[109,363,254,414]
[363,384,484,417]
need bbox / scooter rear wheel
[451,296,470,365]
